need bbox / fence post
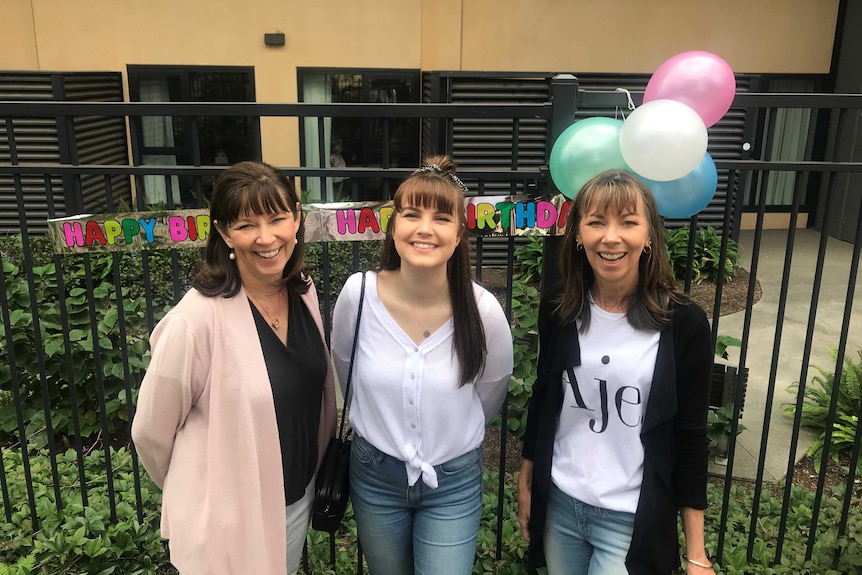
[541,74,578,291]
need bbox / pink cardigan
[132,282,336,575]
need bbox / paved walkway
[709,228,861,481]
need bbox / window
[298,68,421,202]
[128,65,261,207]
[745,77,822,213]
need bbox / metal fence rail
[1,87,861,571]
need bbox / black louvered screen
[63,73,132,215]
[0,72,130,234]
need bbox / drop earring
[229,250,236,260]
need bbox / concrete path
[709,228,861,481]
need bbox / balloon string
[614,88,636,111]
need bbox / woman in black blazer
[517,170,715,575]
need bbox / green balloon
[549,117,629,199]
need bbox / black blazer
[522,287,712,575]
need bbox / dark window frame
[297,67,421,202]
[127,65,261,207]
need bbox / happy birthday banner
[47,195,572,254]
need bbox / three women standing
[518,170,715,575]
[332,156,514,575]
[132,161,336,575]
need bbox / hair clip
[411,164,469,195]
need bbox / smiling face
[577,192,651,297]
[217,203,300,290]
[391,201,461,271]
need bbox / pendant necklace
[398,274,449,340]
[421,296,449,338]
[249,289,286,330]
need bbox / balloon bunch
[549,51,736,218]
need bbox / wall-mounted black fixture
[264,33,285,46]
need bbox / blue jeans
[349,435,483,575]
[544,482,635,575]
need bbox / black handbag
[311,272,366,533]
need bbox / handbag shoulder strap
[337,271,366,439]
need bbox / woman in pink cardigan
[132,161,336,575]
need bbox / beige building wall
[1,0,39,69]
[460,0,839,74]
[0,0,841,165]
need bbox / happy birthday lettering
[60,214,211,248]
[331,200,570,237]
[48,197,570,254]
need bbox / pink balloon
[644,51,735,128]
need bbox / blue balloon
[638,153,718,219]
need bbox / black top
[522,282,712,575]
[250,292,326,505]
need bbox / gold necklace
[248,289,286,330]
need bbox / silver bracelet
[685,556,713,570]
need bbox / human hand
[517,459,533,541]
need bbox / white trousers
[286,475,316,575]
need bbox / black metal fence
[1,81,861,572]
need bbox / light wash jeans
[349,435,483,575]
[544,482,635,575]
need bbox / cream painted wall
[1,1,39,69]
[421,0,463,71]
[2,0,841,164]
[461,0,839,74]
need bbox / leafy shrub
[304,241,382,304]
[707,405,747,443]
[512,238,543,287]
[0,234,201,449]
[0,235,200,312]
[0,447,168,574]
[664,226,739,284]
[0,260,153,450]
[784,349,862,470]
[702,482,862,574]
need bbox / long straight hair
[557,169,684,331]
[379,155,485,386]
[193,161,309,298]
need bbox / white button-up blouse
[332,271,514,488]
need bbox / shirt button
[414,347,419,352]
[409,400,414,405]
[410,374,415,379]
[411,423,416,429]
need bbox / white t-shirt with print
[551,301,660,513]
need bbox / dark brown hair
[193,161,309,298]
[379,155,485,386]
[557,169,684,331]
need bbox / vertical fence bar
[541,74,578,291]
[48,166,90,511]
[0,257,19,524]
[716,160,770,560]
[1,117,38,530]
[774,191,834,561]
[82,254,118,522]
[834,192,862,566]
[8,117,64,515]
[745,173,803,561]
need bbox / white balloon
[619,99,708,181]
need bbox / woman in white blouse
[332,156,513,575]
